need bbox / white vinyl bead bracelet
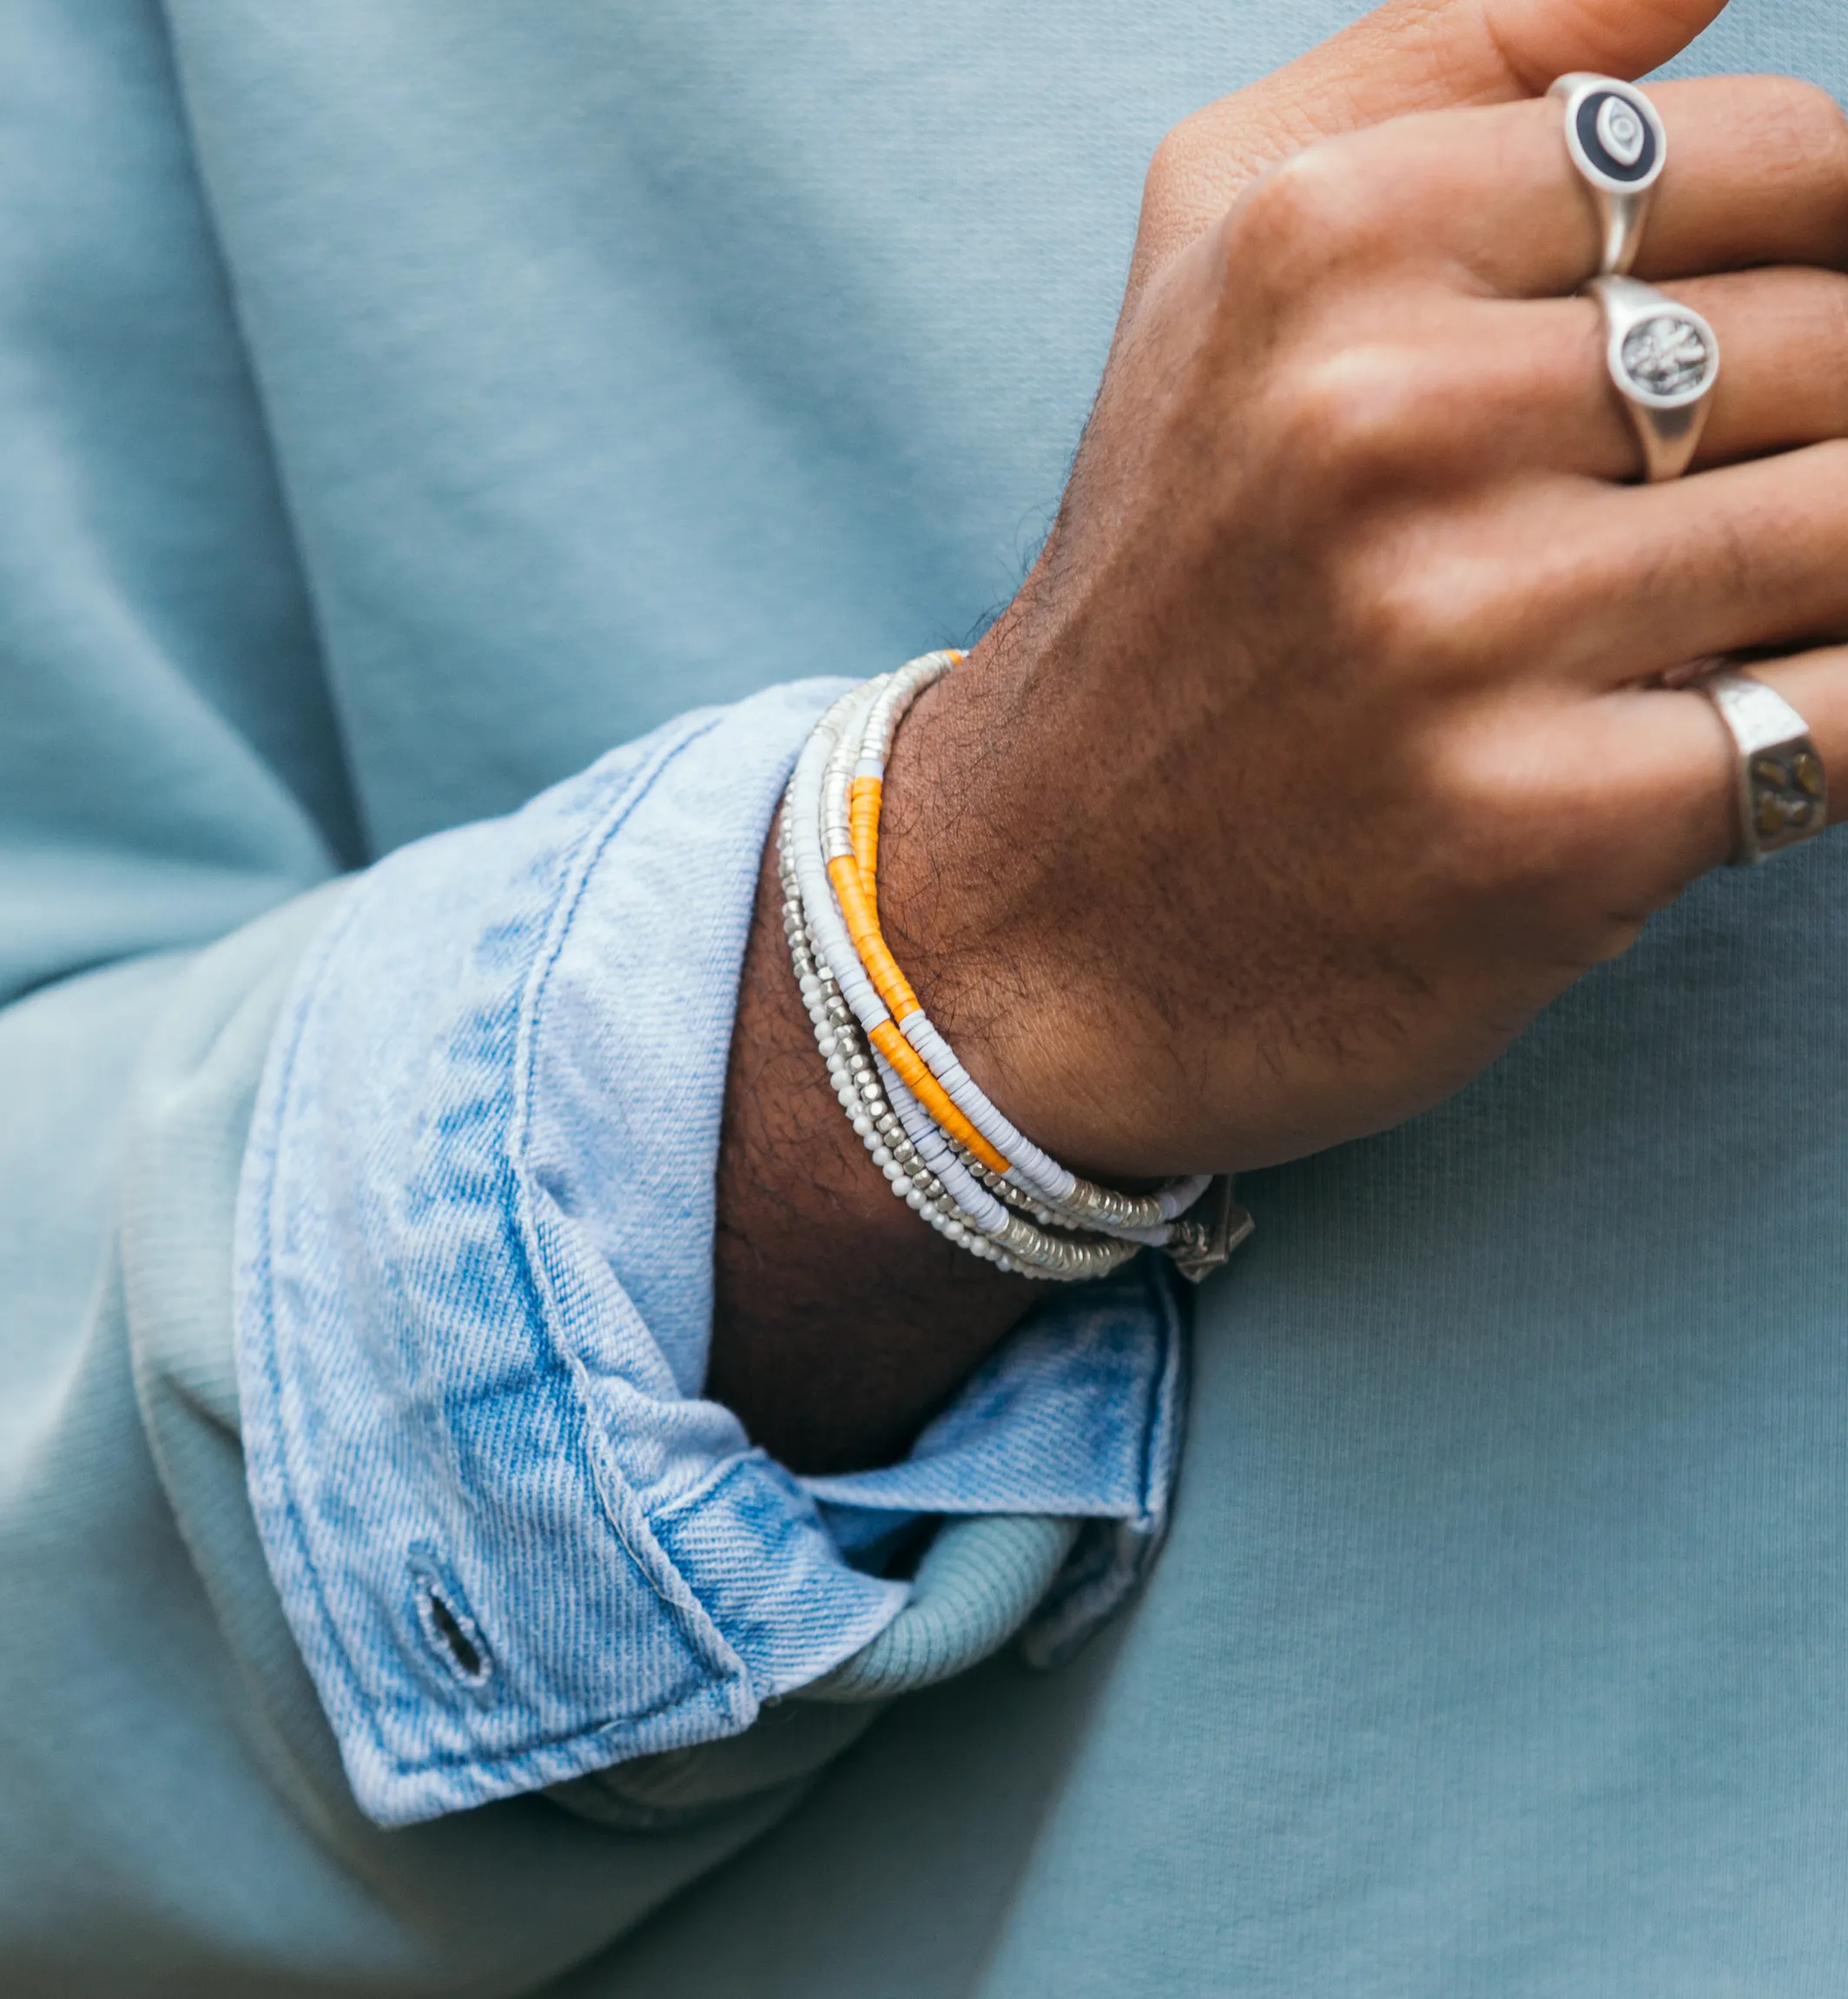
[780,656,1251,1284]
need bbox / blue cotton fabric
[237,678,1183,1824]
[10,0,1848,1993]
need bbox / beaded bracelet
[781,656,1251,1283]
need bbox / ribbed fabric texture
[803,1517,1082,1702]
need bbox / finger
[1127,0,1728,302]
[1558,267,1848,473]
[1590,645,1848,899]
[1380,441,1848,694]
[1567,683,1737,894]
[1285,75,1848,301]
[1479,670,1802,922]
[1567,444,1848,680]
[1381,267,1848,485]
[1417,681,1732,949]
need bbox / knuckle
[1143,123,1196,203]
[1266,345,1430,497]
[1415,717,1575,896]
[1142,110,1247,236]
[1145,111,1226,194]
[1343,539,1498,684]
[1223,146,1371,284]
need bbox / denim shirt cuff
[235,679,1185,1826]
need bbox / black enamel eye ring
[1548,74,1667,277]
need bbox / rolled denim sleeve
[234,679,1185,1827]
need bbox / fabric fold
[236,679,1185,1825]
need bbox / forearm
[709,684,1037,1475]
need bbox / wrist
[874,612,1167,1181]
[708,829,1034,1475]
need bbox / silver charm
[1549,74,1666,276]
[1701,670,1828,866]
[1165,1175,1254,1284]
[1588,275,1719,482]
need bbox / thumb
[1127,0,1728,294]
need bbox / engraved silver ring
[1549,74,1666,276]
[1701,670,1828,865]
[1588,275,1719,483]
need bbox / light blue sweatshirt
[4,3,1848,1995]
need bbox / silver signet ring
[1549,73,1666,277]
[1702,669,1828,865]
[1588,275,1719,482]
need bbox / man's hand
[714,0,1848,1465]
[880,9,1848,1181]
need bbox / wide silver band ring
[1549,73,1666,277]
[1588,275,1719,482]
[1701,669,1827,865]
